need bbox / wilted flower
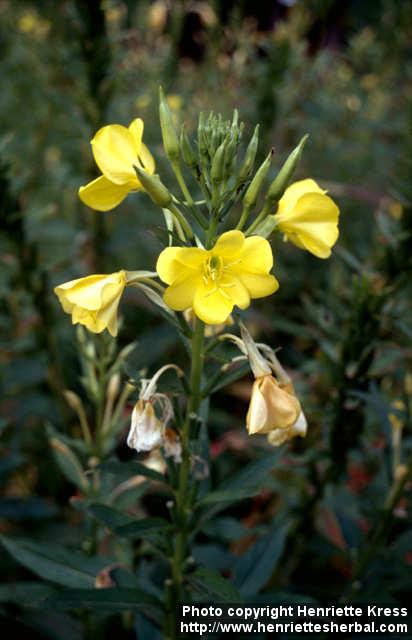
[79,118,155,211]
[274,179,339,258]
[127,365,181,456]
[246,376,301,435]
[225,322,308,446]
[156,230,279,324]
[54,271,127,336]
[127,399,166,452]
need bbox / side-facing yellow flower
[156,230,279,324]
[79,118,155,211]
[274,179,339,258]
[54,271,126,336]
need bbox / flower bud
[242,150,273,210]
[134,167,172,207]
[237,124,259,185]
[211,139,227,185]
[180,128,197,169]
[246,375,301,435]
[159,86,180,161]
[265,134,308,205]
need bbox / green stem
[167,202,194,240]
[245,201,271,235]
[169,318,205,637]
[172,160,194,206]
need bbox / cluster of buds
[222,323,307,447]
[127,364,182,463]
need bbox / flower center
[203,254,223,283]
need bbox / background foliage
[1,0,412,638]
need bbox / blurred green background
[1,0,412,637]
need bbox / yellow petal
[277,179,325,216]
[212,229,244,257]
[91,124,139,185]
[156,247,205,284]
[277,192,339,259]
[193,281,233,324]
[79,175,131,211]
[239,273,279,298]
[221,275,250,310]
[139,143,155,175]
[128,118,144,148]
[236,236,274,274]
[163,275,200,311]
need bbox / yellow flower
[274,179,339,258]
[267,411,307,447]
[156,230,279,324]
[54,271,126,336]
[79,118,155,211]
[246,376,301,435]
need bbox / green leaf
[114,517,171,542]
[46,588,161,617]
[187,568,242,602]
[234,523,290,595]
[101,459,166,483]
[0,581,55,606]
[49,436,89,492]
[1,537,110,589]
[87,503,134,529]
[198,453,281,505]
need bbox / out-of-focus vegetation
[1,1,412,638]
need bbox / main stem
[169,318,205,636]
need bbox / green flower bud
[238,124,259,185]
[180,128,197,169]
[159,87,180,161]
[211,138,227,185]
[265,134,308,205]
[134,166,172,207]
[242,150,273,210]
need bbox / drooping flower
[224,322,308,446]
[127,399,166,453]
[274,179,339,258]
[127,364,181,457]
[246,376,301,435]
[156,230,279,324]
[54,271,127,336]
[79,118,155,211]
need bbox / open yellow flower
[79,118,155,211]
[156,230,279,324]
[274,179,339,258]
[54,271,126,336]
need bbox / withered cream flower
[126,364,181,456]
[246,376,301,435]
